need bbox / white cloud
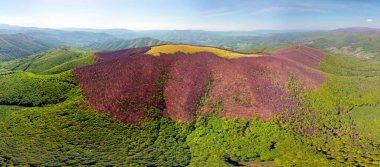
[367,18,373,22]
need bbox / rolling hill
[0,30,115,60]
[0,33,60,60]
[0,47,96,74]
[307,30,380,59]
[83,37,170,51]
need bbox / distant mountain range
[334,27,380,34]
[2,24,380,61]
[0,33,59,60]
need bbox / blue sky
[0,0,379,30]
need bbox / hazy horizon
[1,0,379,31]
[0,23,334,32]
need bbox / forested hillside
[83,37,170,51]
[0,31,114,60]
[0,47,96,74]
[0,33,59,60]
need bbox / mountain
[0,33,61,60]
[306,29,380,59]
[48,31,116,47]
[0,31,115,60]
[83,37,170,51]
[0,24,61,34]
[334,27,380,34]
[1,43,380,166]
[75,44,324,123]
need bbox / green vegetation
[287,76,380,166]
[0,45,380,166]
[310,32,380,59]
[0,47,96,74]
[0,72,75,106]
[236,45,281,53]
[0,89,191,166]
[0,29,119,60]
[83,37,169,51]
[0,33,56,61]
[0,105,24,121]
[186,117,342,167]
[0,68,345,166]
[350,104,380,144]
[320,53,380,76]
[283,53,380,166]
[0,88,343,166]
[0,68,13,75]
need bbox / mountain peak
[75,45,325,123]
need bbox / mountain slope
[0,72,75,106]
[272,45,325,68]
[83,37,169,51]
[0,33,60,60]
[1,44,380,166]
[307,31,380,59]
[75,44,325,123]
[0,31,115,60]
[0,47,96,74]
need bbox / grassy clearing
[146,44,264,59]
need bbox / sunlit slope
[0,47,96,74]
[25,48,96,74]
[83,37,169,51]
[146,44,264,59]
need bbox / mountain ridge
[83,37,170,51]
[334,27,380,34]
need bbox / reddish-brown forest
[75,45,325,123]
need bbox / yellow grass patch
[146,44,264,59]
